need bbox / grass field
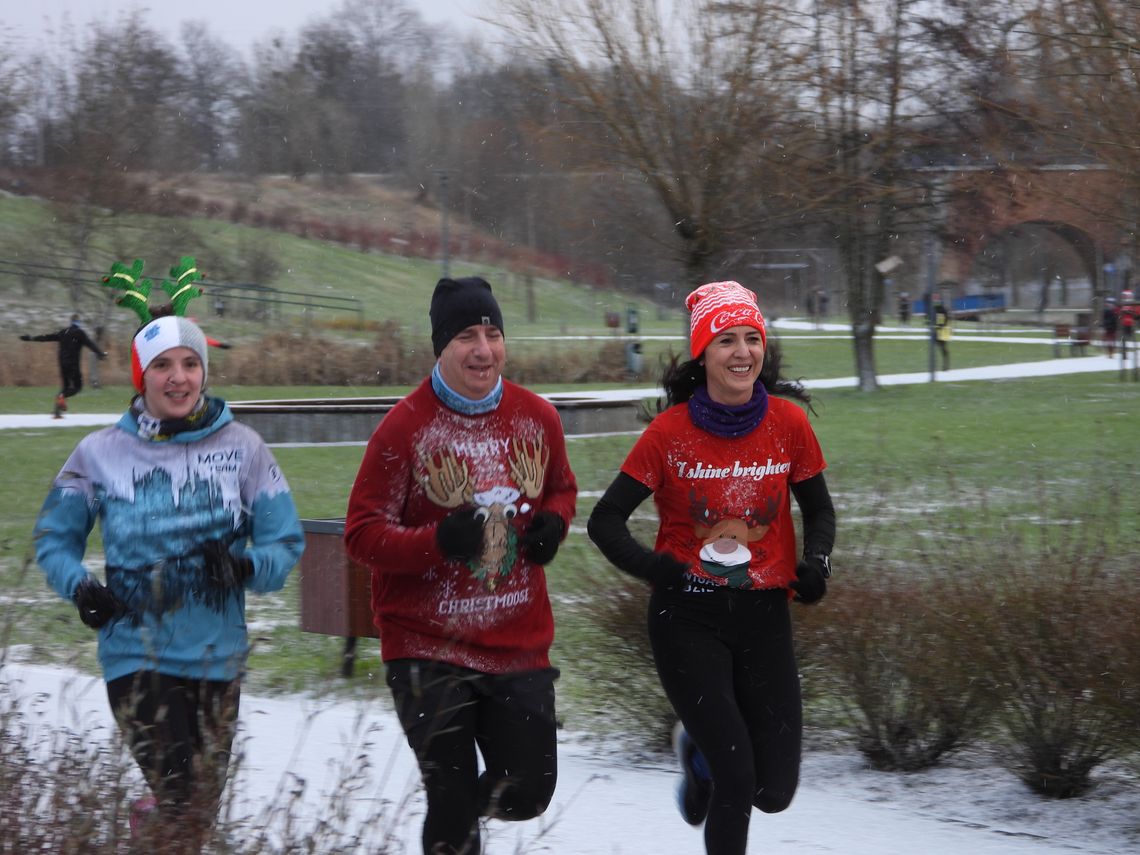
[3,189,1138,734]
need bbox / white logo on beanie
[133,316,209,382]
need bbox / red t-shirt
[620,397,826,590]
[345,378,578,674]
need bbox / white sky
[2,0,495,51]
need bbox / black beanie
[429,277,505,356]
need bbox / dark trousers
[648,584,801,855]
[387,659,559,855]
[936,339,950,370]
[60,364,83,398]
[107,671,239,844]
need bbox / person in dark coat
[20,314,107,417]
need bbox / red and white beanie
[685,281,767,358]
[130,316,209,392]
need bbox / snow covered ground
[4,661,1137,854]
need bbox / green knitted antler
[101,259,153,325]
[161,256,204,316]
[102,255,206,323]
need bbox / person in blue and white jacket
[33,313,304,844]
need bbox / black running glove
[201,539,254,590]
[73,577,124,629]
[522,512,565,565]
[790,554,830,604]
[436,509,484,561]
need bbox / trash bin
[625,341,643,379]
[299,518,376,638]
[299,518,376,676]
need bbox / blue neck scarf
[688,380,769,438]
[432,362,503,415]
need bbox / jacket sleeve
[80,330,103,355]
[240,439,305,593]
[33,459,98,602]
[344,416,441,573]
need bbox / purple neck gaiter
[688,380,769,438]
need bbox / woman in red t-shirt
[588,281,836,855]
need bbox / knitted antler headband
[100,256,205,324]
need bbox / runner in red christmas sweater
[589,281,836,855]
[345,276,576,855]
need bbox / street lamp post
[438,170,450,279]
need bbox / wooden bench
[1052,324,1090,357]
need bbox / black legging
[387,660,559,855]
[106,671,239,828]
[648,584,801,855]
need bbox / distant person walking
[19,314,106,418]
[897,292,911,325]
[932,294,952,371]
[1102,298,1119,357]
[1118,290,1137,355]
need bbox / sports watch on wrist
[806,553,832,578]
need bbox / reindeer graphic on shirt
[689,490,782,588]
[418,436,549,590]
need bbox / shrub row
[1,331,633,389]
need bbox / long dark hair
[658,337,813,412]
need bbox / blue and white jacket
[34,397,305,682]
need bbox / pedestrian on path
[1101,298,1119,357]
[588,280,836,855]
[932,293,952,371]
[19,314,106,417]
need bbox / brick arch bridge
[935,166,1128,290]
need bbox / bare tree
[496,0,798,287]
[175,21,246,170]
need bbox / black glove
[73,577,124,629]
[790,555,829,604]
[436,509,484,561]
[19,334,31,341]
[522,512,565,565]
[201,539,254,590]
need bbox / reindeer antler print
[417,447,474,508]
[508,436,548,499]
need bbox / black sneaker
[672,721,712,826]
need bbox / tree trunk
[852,318,878,392]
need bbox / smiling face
[701,325,765,405]
[142,346,205,421]
[437,323,506,399]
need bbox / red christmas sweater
[345,377,577,674]
[621,397,826,590]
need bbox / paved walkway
[0,354,1130,432]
